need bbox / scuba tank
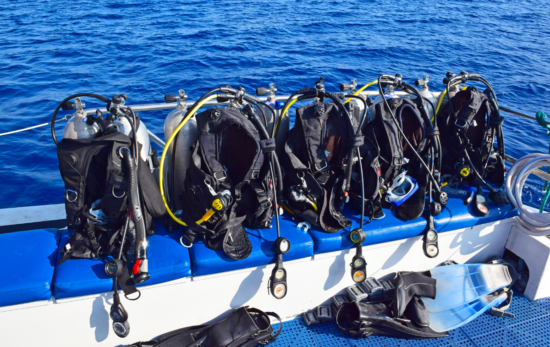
[117,115,151,163]
[415,75,438,121]
[62,97,100,140]
[162,90,198,219]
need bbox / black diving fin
[336,301,448,339]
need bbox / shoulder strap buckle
[314,159,328,172]
[213,170,227,181]
[455,118,468,128]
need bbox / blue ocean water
[1,0,550,210]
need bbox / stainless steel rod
[76,91,549,175]
[148,131,165,147]
[81,91,411,115]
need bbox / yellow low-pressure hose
[344,80,378,104]
[274,96,298,136]
[159,94,219,226]
[433,88,448,121]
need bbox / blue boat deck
[271,293,550,347]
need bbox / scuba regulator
[377,74,448,258]
[52,93,152,338]
[280,77,370,281]
[442,71,509,206]
[349,228,367,283]
[159,86,290,299]
[270,237,291,299]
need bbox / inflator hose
[120,147,146,258]
[51,93,110,146]
[506,153,550,235]
[243,102,284,197]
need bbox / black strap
[128,341,158,347]
[377,102,404,167]
[347,135,364,148]
[454,89,482,132]
[260,138,276,153]
[425,127,440,137]
[262,312,282,344]
[118,266,139,298]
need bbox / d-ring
[112,187,126,198]
[180,236,193,248]
[66,189,78,203]
[125,290,141,301]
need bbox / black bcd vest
[180,106,277,260]
[351,98,429,221]
[438,88,506,187]
[282,101,361,232]
[57,132,165,263]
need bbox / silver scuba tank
[62,96,154,165]
[62,98,100,140]
[415,75,438,120]
[163,90,198,190]
[115,116,151,163]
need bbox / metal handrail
[75,90,549,181]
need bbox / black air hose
[120,146,146,259]
[51,93,110,146]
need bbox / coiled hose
[120,146,146,257]
[506,153,550,235]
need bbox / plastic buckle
[213,170,227,181]
[315,306,333,322]
[455,118,468,128]
[346,283,369,302]
[302,310,321,326]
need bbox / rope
[0,115,69,137]
[535,111,550,213]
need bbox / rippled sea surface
[1,0,550,210]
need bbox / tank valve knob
[256,88,269,96]
[112,95,123,105]
[61,101,75,111]
[415,79,426,87]
[340,79,357,93]
[164,94,178,103]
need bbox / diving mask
[385,171,419,207]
